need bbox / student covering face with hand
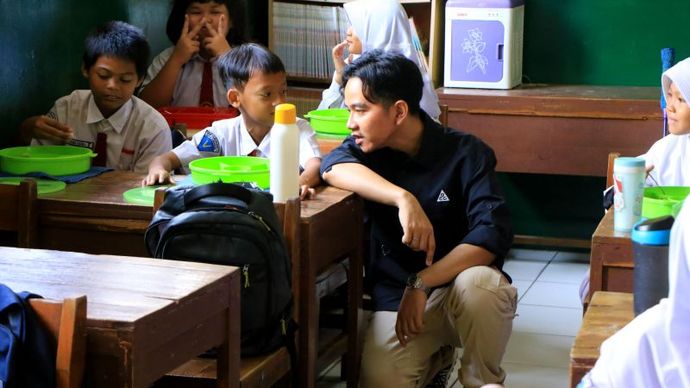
[138,0,247,108]
[317,0,441,122]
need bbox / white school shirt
[32,90,172,174]
[318,0,441,121]
[173,115,322,169]
[581,200,690,388]
[640,133,690,187]
[140,47,228,107]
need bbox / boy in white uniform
[143,43,322,197]
[641,57,690,186]
[20,21,172,174]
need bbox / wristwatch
[406,273,431,294]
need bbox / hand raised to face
[171,15,204,65]
[202,14,231,58]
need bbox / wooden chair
[151,188,300,388]
[606,152,621,188]
[0,179,37,247]
[29,295,88,388]
[439,104,449,127]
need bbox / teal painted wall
[522,1,690,86]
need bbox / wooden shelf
[269,0,444,87]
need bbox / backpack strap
[183,183,253,208]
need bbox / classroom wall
[522,0,690,86]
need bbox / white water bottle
[270,103,299,202]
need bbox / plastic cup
[613,157,646,232]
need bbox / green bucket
[0,145,96,176]
[642,186,690,219]
[304,108,350,138]
[189,156,270,189]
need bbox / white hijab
[343,0,441,121]
[582,199,690,387]
[642,57,690,186]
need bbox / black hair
[217,43,285,90]
[342,49,423,115]
[166,0,247,46]
[82,21,150,79]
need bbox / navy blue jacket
[0,283,55,388]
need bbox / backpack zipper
[242,264,250,288]
[248,211,271,231]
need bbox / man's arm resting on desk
[323,162,436,263]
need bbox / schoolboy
[20,21,172,174]
[641,57,690,186]
[143,43,322,197]
[320,50,516,387]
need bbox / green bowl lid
[0,145,95,160]
[304,108,349,136]
[305,108,349,120]
[123,186,167,206]
[0,177,66,195]
[190,156,270,174]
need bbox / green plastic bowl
[642,186,690,219]
[0,145,96,176]
[189,156,270,189]
[304,108,350,137]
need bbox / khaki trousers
[360,266,517,388]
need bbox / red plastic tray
[158,106,240,130]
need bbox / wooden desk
[36,171,363,387]
[315,136,345,156]
[437,84,662,176]
[37,171,152,256]
[570,291,634,388]
[299,185,363,388]
[0,246,240,388]
[588,211,634,303]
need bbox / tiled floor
[316,248,590,388]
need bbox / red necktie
[93,132,108,167]
[199,61,214,107]
[247,149,258,157]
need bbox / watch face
[407,274,420,288]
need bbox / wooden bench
[569,291,634,387]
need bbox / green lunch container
[0,145,96,176]
[189,156,270,189]
[642,186,690,219]
[304,108,350,138]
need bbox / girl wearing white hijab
[317,0,441,121]
[641,57,690,186]
[580,198,690,387]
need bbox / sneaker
[426,362,451,388]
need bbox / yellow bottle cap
[274,103,297,124]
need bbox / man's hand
[171,15,203,65]
[203,15,231,58]
[396,288,427,347]
[23,115,74,143]
[397,193,436,265]
[142,167,175,186]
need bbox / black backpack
[144,183,294,357]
